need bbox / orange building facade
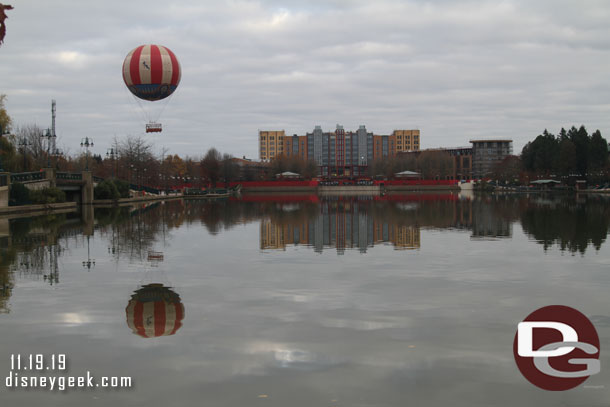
[260,125,420,177]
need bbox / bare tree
[221,153,238,184]
[14,124,46,170]
[201,148,221,188]
[416,151,453,180]
[119,135,153,186]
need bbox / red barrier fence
[227,180,318,188]
[168,179,458,190]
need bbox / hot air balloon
[122,44,181,133]
[125,284,185,338]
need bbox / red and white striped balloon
[122,44,181,101]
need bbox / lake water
[1,192,609,406]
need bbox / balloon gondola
[145,123,163,133]
[122,44,181,134]
[125,283,185,338]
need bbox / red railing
[167,179,458,190]
[232,194,459,203]
[227,180,318,188]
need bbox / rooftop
[469,139,513,143]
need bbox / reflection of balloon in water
[126,284,185,338]
[122,44,181,132]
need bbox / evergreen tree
[589,130,609,170]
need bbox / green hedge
[94,179,130,200]
[94,180,120,200]
[9,182,30,206]
[113,179,130,198]
[10,183,66,206]
[29,187,66,204]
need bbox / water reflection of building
[384,225,421,250]
[260,220,309,250]
[258,194,523,252]
[261,198,423,253]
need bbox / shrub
[9,182,30,206]
[94,180,120,200]
[43,187,66,203]
[29,187,66,204]
[112,179,130,198]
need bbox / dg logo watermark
[513,305,601,391]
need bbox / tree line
[0,95,248,187]
[368,150,454,179]
[491,126,609,184]
[521,126,608,178]
[3,94,609,185]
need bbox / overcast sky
[1,0,609,159]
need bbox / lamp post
[106,147,117,178]
[41,128,56,167]
[0,123,9,171]
[18,135,31,171]
[129,164,134,188]
[80,137,94,171]
[51,147,63,170]
[82,235,95,271]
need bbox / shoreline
[2,186,606,219]
[92,194,184,207]
[0,202,78,217]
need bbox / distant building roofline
[423,146,472,150]
[469,139,513,143]
[397,146,471,152]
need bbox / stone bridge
[5,168,94,205]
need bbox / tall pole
[51,100,56,154]
[41,128,55,168]
[115,139,119,179]
[51,147,62,170]
[106,148,116,178]
[0,124,4,171]
[47,129,50,167]
[80,137,94,171]
[39,101,57,168]
[19,135,30,171]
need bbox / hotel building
[260,125,420,177]
[470,139,513,179]
[259,130,285,161]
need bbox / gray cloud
[1,0,609,158]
